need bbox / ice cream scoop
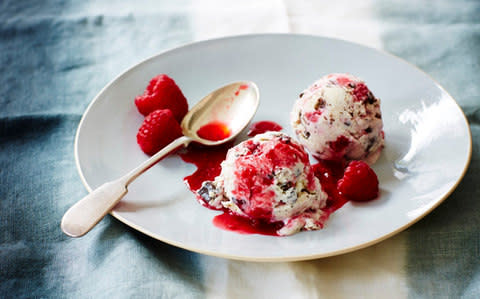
[291,73,384,164]
[201,131,328,236]
[62,81,259,237]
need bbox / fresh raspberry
[137,109,183,155]
[134,74,188,122]
[337,161,379,201]
[352,83,370,102]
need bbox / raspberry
[137,109,183,155]
[352,83,370,102]
[135,74,188,122]
[337,161,379,201]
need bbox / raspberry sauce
[213,213,283,236]
[180,120,377,236]
[197,121,231,141]
[312,160,349,215]
[330,135,350,152]
[247,121,282,137]
[179,143,229,195]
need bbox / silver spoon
[61,81,259,237]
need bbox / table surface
[1,1,479,298]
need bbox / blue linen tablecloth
[1,0,478,298]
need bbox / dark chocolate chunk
[280,182,293,191]
[301,188,315,195]
[198,181,216,202]
[231,197,245,206]
[314,98,326,110]
[367,93,376,104]
[281,135,292,144]
[365,137,376,152]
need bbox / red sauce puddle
[179,143,229,196]
[179,120,352,236]
[213,213,283,236]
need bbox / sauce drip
[179,143,229,193]
[213,213,283,236]
[312,160,349,215]
[247,121,283,137]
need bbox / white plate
[75,34,471,261]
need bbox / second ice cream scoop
[291,73,384,164]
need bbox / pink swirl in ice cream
[291,73,384,164]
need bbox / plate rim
[73,33,473,262]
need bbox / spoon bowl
[61,81,259,237]
[182,81,259,145]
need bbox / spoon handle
[61,136,192,237]
[61,179,128,237]
[123,136,192,185]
